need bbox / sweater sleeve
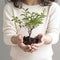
[42,2,60,44]
[3,3,17,46]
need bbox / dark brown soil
[23,36,41,45]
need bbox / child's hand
[31,41,44,52]
[30,34,44,52]
[18,42,32,52]
[17,34,32,52]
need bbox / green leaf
[12,8,46,34]
[25,8,29,11]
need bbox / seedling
[12,8,46,45]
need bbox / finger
[26,45,31,52]
[31,48,37,52]
[31,43,43,52]
[25,45,32,52]
[31,43,43,53]
[31,45,38,50]
[31,49,35,52]
[17,42,31,52]
[37,34,43,40]
[31,42,44,47]
[17,34,23,43]
[31,43,40,47]
[18,34,23,40]
[25,49,31,52]
[27,45,31,50]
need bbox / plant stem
[29,28,34,43]
[29,30,31,41]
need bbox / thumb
[37,34,43,42]
[17,34,23,43]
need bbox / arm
[3,3,18,46]
[42,2,60,45]
[30,3,60,52]
[3,3,32,52]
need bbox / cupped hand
[31,41,44,52]
[16,34,32,52]
[16,34,45,53]
[30,34,44,52]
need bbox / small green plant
[12,8,46,45]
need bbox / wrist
[11,35,18,44]
[41,35,52,45]
[44,39,52,45]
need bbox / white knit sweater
[3,2,60,60]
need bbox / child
[3,0,60,60]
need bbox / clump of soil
[23,35,42,45]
